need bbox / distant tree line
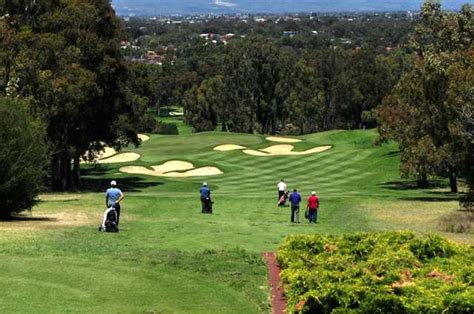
[125,14,413,134]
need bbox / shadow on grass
[80,176,163,193]
[0,215,58,222]
[384,150,400,157]
[380,179,449,191]
[77,166,163,193]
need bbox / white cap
[203,182,207,186]
[312,191,316,195]
[111,180,117,186]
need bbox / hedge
[277,231,474,313]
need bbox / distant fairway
[0,126,470,313]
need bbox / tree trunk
[73,156,81,188]
[417,173,428,188]
[449,168,458,194]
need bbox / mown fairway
[0,126,470,313]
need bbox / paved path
[262,252,287,314]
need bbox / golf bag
[99,207,119,232]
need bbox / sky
[111,0,473,16]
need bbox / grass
[0,126,471,313]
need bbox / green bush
[0,97,48,217]
[154,121,179,135]
[138,114,158,133]
[277,232,474,313]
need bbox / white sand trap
[243,144,332,156]
[169,112,184,116]
[151,160,194,173]
[138,134,150,142]
[98,152,141,164]
[214,144,247,151]
[266,136,302,143]
[163,167,223,177]
[120,160,222,177]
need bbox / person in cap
[200,182,212,214]
[277,179,287,201]
[105,180,124,225]
[306,191,319,223]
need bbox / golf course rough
[120,160,223,177]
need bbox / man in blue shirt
[289,188,302,223]
[200,182,212,213]
[105,180,124,225]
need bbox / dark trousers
[291,205,300,223]
[201,197,211,213]
[308,210,317,223]
[114,203,121,225]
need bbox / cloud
[213,0,237,7]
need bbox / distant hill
[112,0,472,16]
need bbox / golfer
[289,188,302,223]
[277,179,287,200]
[105,180,124,225]
[200,182,212,213]
[306,191,319,223]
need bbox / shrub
[438,211,473,234]
[138,114,158,133]
[277,232,474,313]
[154,121,179,135]
[0,97,48,217]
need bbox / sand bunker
[266,136,302,143]
[98,152,141,164]
[243,144,332,156]
[120,160,223,177]
[214,144,247,151]
[138,134,150,142]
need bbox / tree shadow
[0,215,58,222]
[380,179,448,191]
[384,150,400,157]
[80,176,163,193]
[78,167,163,193]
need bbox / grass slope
[0,127,470,312]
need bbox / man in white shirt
[277,179,287,200]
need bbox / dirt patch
[266,136,302,143]
[262,252,287,314]
[0,211,92,231]
[120,160,223,177]
[427,270,455,282]
[213,144,246,151]
[244,145,332,156]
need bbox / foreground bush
[277,232,474,313]
[0,97,48,217]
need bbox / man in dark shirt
[200,182,212,213]
[289,188,302,223]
